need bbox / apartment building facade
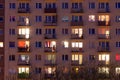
[4,0,120,80]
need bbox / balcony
[18,34,30,39]
[18,60,30,65]
[44,47,56,52]
[71,48,84,52]
[44,73,55,78]
[98,8,110,13]
[71,21,84,26]
[18,8,30,13]
[98,61,109,66]
[71,8,84,13]
[98,21,110,26]
[17,21,30,26]
[44,8,57,13]
[18,47,30,52]
[97,47,110,52]
[71,34,83,39]
[44,60,56,66]
[71,61,81,66]
[98,34,110,39]
[18,73,30,79]
[44,34,56,39]
[44,21,57,26]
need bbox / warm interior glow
[18,67,29,73]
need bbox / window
[9,29,15,35]
[18,67,29,74]
[98,2,109,9]
[36,28,42,35]
[36,3,42,9]
[35,42,42,48]
[99,54,110,64]
[116,67,120,74]
[18,3,29,9]
[116,54,120,61]
[116,2,120,8]
[72,42,83,48]
[45,41,56,48]
[0,17,3,22]
[72,28,83,36]
[9,42,15,47]
[0,4,3,9]
[9,3,16,9]
[72,54,82,64]
[46,54,56,63]
[116,28,120,35]
[63,41,69,48]
[18,41,29,48]
[89,15,95,22]
[45,67,56,74]
[45,29,56,34]
[19,28,30,39]
[19,55,29,63]
[89,2,95,9]
[62,55,68,61]
[98,15,110,22]
[89,28,95,35]
[36,16,42,22]
[9,55,15,61]
[62,2,68,9]
[72,3,83,9]
[89,55,95,61]
[0,42,3,47]
[89,41,95,48]
[62,28,68,34]
[45,3,56,8]
[116,16,120,22]
[72,16,83,22]
[45,16,57,22]
[35,67,41,74]
[116,42,120,47]
[10,16,15,22]
[0,29,3,35]
[35,55,41,61]
[98,28,110,38]
[62,16,69,22]
[98,67,109,74]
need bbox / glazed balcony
[18,47,30,52]
[17,34,30,39]
[44,8,57,13]
[71,21,84,26]
[98,8,110,13]
[71,34,83,39]
[18,60,30,65]
[98,34,110,39]
[44,34,56,39]
[44,21,57,26]
[18,8,30,13]
[44,60,56,66]
[98,21,110,26]
[71,8,84,13]
[44,47,57,52]
[71,48,84,52]
[97,47,110,52]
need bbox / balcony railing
[44,60,56,66]
[44,73,55,78]
[71,48,84,52]
[71,21,84,26]
[98,8,110,13]
[18,73,30,79]
[44,21,57,26]
[17,34,30,39]
[44,8,57,13]
[97,47,110,52]
[98,21,110,26]
[98,34,110,39]
[71,8,84,13]
[18,60,30,65]
[44,47,56,52]
[18,8,30,13]
[17,21,30,26]
[18,47,30,52]
[44,34,56,39]
[71,61,81,66]
[98,61,109,66]
[71,34,83,39]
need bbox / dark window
[9,29,15,35]
[0,29,3,35]
[89,2,95,9]
[9,3,16,9]
[36,3,42,9]
[62,28,68,34]
[35,55,41,61]
[0,4,3,9]
[0,17,3,22]
[62,2,68,9]
[35,42,42,48]
[89,55,95,61]
[89,28,95,35]
[36,28,42,35]
[62,55,68,61]
[116,28,120,35]
[9,55,15,61]
[9,42,15,47]
[116,42,120,47]
[35,67,41,74]
[36,16,42,22]
[116,2,120,8]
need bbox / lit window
[62,16,69,22]
[72,28,83,37]
[72,54,82,64]
[18,41,29,48]
[98,15,110,21]
[99,67,109,74]
[19,28,30,39]
[116,67,120,74]
[45,67,56,74]
[99,54,110,64]
[0,42,3,47]
[116,54,120,60]
[45,41,56,48]
[18,67,29,73]
[19,55,29,62]
[46,54,56,62]
[72,42,83,48]
[89,15,95,22]
[63,41,69,48]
